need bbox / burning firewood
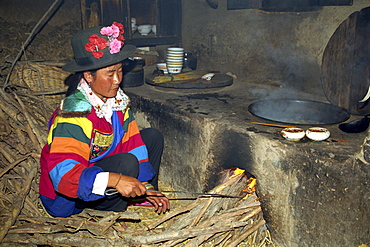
[119,167,268,246]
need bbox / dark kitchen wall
[0,0,82,62]
[1,0,369,94]
[0,0,81,27]
[182,0,370,94]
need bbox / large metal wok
[248,99,350,125]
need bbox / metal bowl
[248,99,350,125]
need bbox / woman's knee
[114,153,140,173]
[149,128,164,141]
[114,152,138,162]
[96,153,139,176]
[141,128,164,146]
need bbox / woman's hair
[64,70,97,96]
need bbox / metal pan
[248,99,350,125]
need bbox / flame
[215,168,258,200]
[229,167,246,178]
[242,177,257,200]
[216,168,246,192]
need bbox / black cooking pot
[248,99,350,125]
[121,57,145,88]
[338,115,370,133]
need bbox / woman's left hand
[145,190,170,214]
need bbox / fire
[242,177,257,199]
[228,168,257,193]
[229,167,246,178]
[215,167,258,200]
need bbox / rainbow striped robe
[39,90,155,217]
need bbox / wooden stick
[0,155,30,178]
[13,93,43,152]
[0,167,37,242]
[147,198,202,229]
[132,221,251,245]
[227,219,266,247]
[189,197,214,227]
[250,122,297,128]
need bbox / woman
[39,22,170,218]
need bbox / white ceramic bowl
[167,58,183,62]
[156,63,168,74]
[167,63,183,68]
[167,47,184,52]
[167,58,183,63]
[167,67,182,74]
[167,53,183,56]
[167,54,184,58]
[167,63,183,67]
[281,127,305,141]
[167,59,183,63]
[167,50,184,54]
[306,127,330,141]
[151,25,156,34]
[167,53,184,58]
[138,24,152,35]
[157,63,167,69]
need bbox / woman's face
[84,62,123,100]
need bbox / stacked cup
[166,47,184,74]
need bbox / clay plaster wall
[2,0,369,93]
[181,0,370,91]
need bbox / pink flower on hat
[101,23,122,38]
[110,22,125,44]
[111,25,120,38]
[109,39,122,54]
[85,22,125,59]
[100,26,113,36]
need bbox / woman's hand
[108,173,146,197]
[145,190,170,214]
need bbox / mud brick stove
[125,73,369,247]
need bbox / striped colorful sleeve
[47,116,104,200]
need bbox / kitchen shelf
[80,0,182,47]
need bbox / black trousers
[86,128,164,212]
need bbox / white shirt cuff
[92,172,109,195]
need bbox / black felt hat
[62,23,136,72]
